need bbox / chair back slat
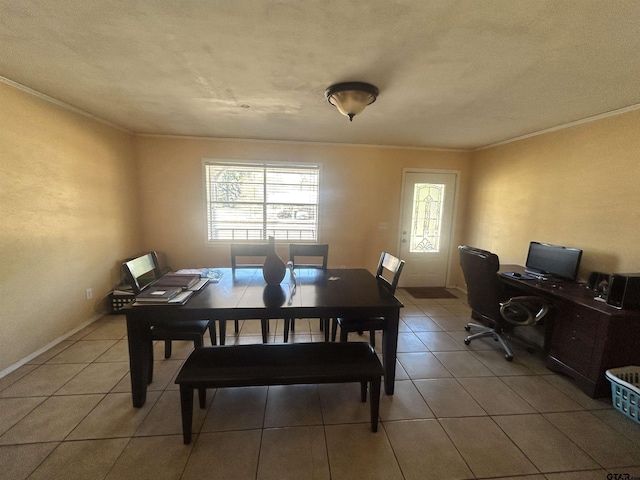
[289,244,329,269]
[230,243,269,269]
[122,252,162,294]
[376,252,405,293]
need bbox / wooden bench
[175,342,384,444]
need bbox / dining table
[124,267,404,407]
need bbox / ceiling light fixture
[325,82,379,122]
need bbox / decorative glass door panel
[410,183,445,253]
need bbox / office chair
[229,243,270,338]
[458,245,550,361]
[285,244,329,341]
[331,252,405,348]
[122,252,215,363]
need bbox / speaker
[587,271,609,293]
[606,273,640,309]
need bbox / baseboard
[448,285,467,295]
[0,313,103,379]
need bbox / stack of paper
[176,268,224,283]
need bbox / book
[188,278,209,291]
[133,290,193,306]
[166,290,193,304]
[135,287,182,303]
[153,273,201,289]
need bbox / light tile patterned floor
[1,289,640,479]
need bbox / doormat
[403,287,458,299]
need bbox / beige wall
[12,76,639,373]
[0,82,471,373]
[0,83,140,372]
[462,109,640,286]
[133,136,471,275]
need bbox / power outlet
[86,288,93,300]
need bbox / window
[204,161,320,242]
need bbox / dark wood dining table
[124,267,403,407]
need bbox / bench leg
[198,388,207,409]
[179,385,194,444]
[370,377,381,433]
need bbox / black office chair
[458,245,550,361]
[331,252,405,348]
[285,244,329,341]
[122,252,215,362]
[229,243,270,338]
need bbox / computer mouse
[512,272,521,277]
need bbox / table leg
[382,309,399,395]
[126,314,151,408]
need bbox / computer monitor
[525,241,583,281]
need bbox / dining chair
[122,252,215,364]
[230,243,270,337]
[331,252,405,347]
[230,243,270,269]
[285,244,329,341]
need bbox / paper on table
[176,268,224,283]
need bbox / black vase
[262,236,286,285]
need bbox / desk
[499,265,640,398]
[125,268,403,407]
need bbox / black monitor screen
[525,241,583,281]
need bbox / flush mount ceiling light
[325,82,379,122]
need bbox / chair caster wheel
[464,338,471,345]
[464,325,471,331]
[505,354,514,362]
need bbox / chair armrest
[499,296,550,326]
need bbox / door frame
[396,168,461,288]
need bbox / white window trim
[202,159,322,244]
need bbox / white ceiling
[2,1,640,150]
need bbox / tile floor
[1,289,640,480]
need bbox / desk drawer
[549,301,599,376]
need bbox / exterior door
[398,171,457,287]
